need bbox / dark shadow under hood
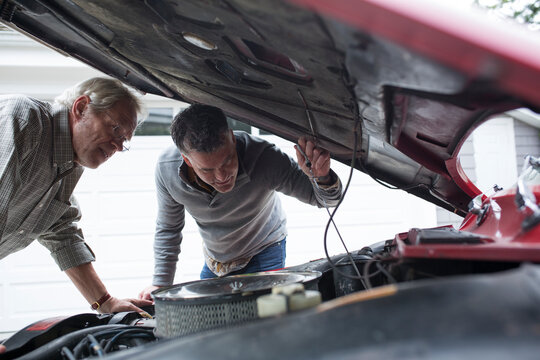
[2,0,540,215]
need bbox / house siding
[514,120,540,171]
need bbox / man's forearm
[65,262,109,307]
[66,262,153,314]
[152,259,178,286]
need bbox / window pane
[136,107,174,136]
[227,117,252,133]
[136,108,253,136]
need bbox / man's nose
[110,138,123,152]
[215,167,227,180]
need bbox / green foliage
[474,0,540,27]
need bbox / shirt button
[39,203,44,208]
[19,230,25,234]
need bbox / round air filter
[152,270,321,338]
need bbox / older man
[140,104,343,299]
[0,77,152,317]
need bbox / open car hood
[2,0,540,215]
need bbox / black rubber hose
[15,325,127,360]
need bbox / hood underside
[2,0,540,214]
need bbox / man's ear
[181,154,193,168]
[229,129,236,145]
[71,95,90,122]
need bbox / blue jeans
[200,239,286,279]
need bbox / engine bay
[3,236,536,360]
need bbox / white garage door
[0,135,438,334]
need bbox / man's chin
[214,180,235,193]
[75,158,102,169]
[215,186,234,193]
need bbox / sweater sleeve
[152,162,185,286]
[257,143,343,208]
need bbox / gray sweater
[152,132,342,285]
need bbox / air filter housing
[152,270,321,338]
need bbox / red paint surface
[25,316,68,331]
[290,0,540,106]
[394,185,540,261]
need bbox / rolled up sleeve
[37,195,95,271]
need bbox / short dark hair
[171,104,230,153]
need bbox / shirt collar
[51,103,77,174]
[186,166,214,193]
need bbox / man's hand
[294,137,331,179]
[0,344,6,354]
[65,263,153,316]
[139,285,161,301]
[98,296,153,315]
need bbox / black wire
[363,256,376,289]
[296,87,359,273]
[99,338,108,349]
[72,336,88,359]
[323,103,371,285]
[61,346,77,360]
[375,261,397,284]
[354,144,427,192]
[103,329,155,353]
[87,327,148,340]
[311,169,364,283]
[362,255,380,289]
[87,334,105,357]
[69,326,154,357]
[102,332,155,353]
[321,97,412,288]
[362,253,397,289]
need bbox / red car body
[1,0,540,358]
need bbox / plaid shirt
[0,95,95,270]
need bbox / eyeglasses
[103,111,132,152]
[112,124,131,152]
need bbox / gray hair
[55,77,144,123]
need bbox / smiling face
[70,95,137,169]
[182,130,239,193]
